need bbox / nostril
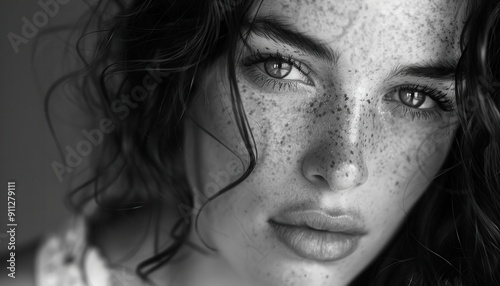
[311,174,329,186]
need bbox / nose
[302,143,368,191]
[301,106,369,192]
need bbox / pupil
[265,60,292,79]
[399,89,425,108]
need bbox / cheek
[362,116,456,227]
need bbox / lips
[269,210,366,261]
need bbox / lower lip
[270,221,360,262]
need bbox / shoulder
[9,206,181,286]
[34,216,113,286]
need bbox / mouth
[269,210,366,262]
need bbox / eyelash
[241,51,313,92]
[384,84,454,121]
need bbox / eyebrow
[244,17,458,81]
[387,58,458,81]
[244,17,340,65]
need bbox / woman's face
[184,0,465,285]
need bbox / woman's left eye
[382,84,454,121]
[383,85,453,111]
[393,87,437,109]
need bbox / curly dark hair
[44,0,500,285]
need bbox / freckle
[367,99,371,104]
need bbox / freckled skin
[175,1,467,286]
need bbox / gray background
[0,0,90,258]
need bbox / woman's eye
[256,58,314,86]
[241,52,315,92]
[385,86,441,110]
[382,85,454,121]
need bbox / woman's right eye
[242,53,315,92]
[259,58,313,85]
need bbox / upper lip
[270,210,366,235]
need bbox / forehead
[254,0,467,66]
